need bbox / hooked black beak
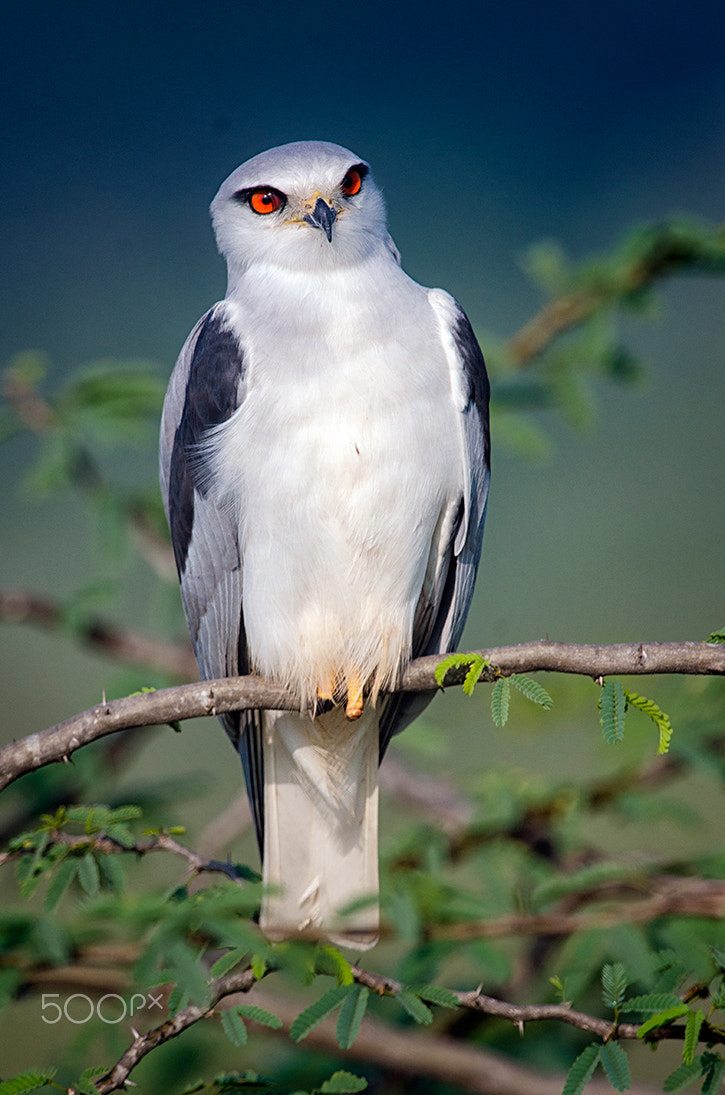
[303,197,337,242]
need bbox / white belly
[209,269,464,705]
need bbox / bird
[159,140,490,949]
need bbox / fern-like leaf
[233,1004,282,1029]
[683,1009,704,1066]
[251,952,267,980]
[619,993,685,1014]
[599,1042,631,1091]
[562,1043,601,1095]
[599,679,626,744]
[290,984,350,1043]
[509,673,553,709]
[318,1071,368,1093]
[602,962,628,1009]
[434,653,489,694]
[316,944,354,985]
[705,627,725,644]
[210,947,249,979]
[490,677,510,726]
[221,1007,248,1046]
[167,984,190,1017]
[78,851,100,897]
[624,690,674,754]
[0,1071,57,1095]
[43,858,78,911]
[636,1003,690,1037]
[702,1054,725,1095]
[74,1067,111,1095]
[336,985,369,1049]
[397,990,433,1025]
[662,1059,705,1093]
[404,984,460,1010]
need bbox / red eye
[341,168,364,197]
[249,189,283,215]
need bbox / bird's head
[210,141,394,281]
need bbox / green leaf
[509,673,553,709]
[78,850,100,897]
[98,850,126,892]
[0,1070,57,1094]
[619,993,685,1014]
[462,657,487,696]
[434,653,489,693]
[623,690,674,754]
[602,962,628,1009]
[397,990,433,1025]
[290,984,350,1042]
[662,1059,706,1093]
[233,1004,282,1030]
[491,677,510,726]
[167,984,190,1017]
[251,953,267,980]
[683,1008,704,1066]
[75,1066,111,1095]
[336,985,369,1049]
[104,823,136,848]
[221,1007,248,1046]
[599,679,627,744]
[318,1071,368,1093]
[705,627,725,644]
[562,1043,601,1095]
[210,948,249,979]
[702,1055,725,1095]
[599,1042,631,1091]
[636,1004,690,1038]
[404,983,460,1010]
[43,857,79,911]
[316,945,354,986]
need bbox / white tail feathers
[260,706,379,950]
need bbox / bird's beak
[303,196,337,242]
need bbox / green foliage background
[1,2,724,1091]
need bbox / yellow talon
[345,676,364,721]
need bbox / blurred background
[0,0,724,1086]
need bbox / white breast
[207,258,464,706]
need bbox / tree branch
[430,877,725,942]
[0,829,248,882]
[91,951,693,1095]
[93,967,257,1094]
[0,587,197,679]
[503,220,725,366]
[241,988,662,1095]
[1,641,723,791]
[349,965,725,1049]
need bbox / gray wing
[159,302,265,849]
[378,301,490,758]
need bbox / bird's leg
[345,674,364,721]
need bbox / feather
[159,141,491,948]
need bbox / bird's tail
[260,705,379,950]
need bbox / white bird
[159,141,490,948]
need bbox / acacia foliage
[1,217,725,1094]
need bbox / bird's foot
[345,675,364,721]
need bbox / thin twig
[0,588,197,679]
[504,222,725,366]
[0,829,247,881]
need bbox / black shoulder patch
[453,308,491,467]
[168,311,244,574]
